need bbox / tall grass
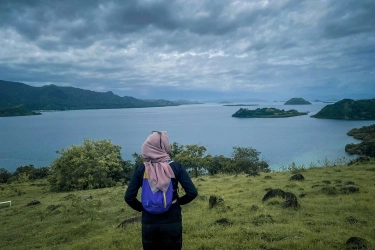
[1,161,374,249]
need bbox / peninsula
[232,108,308,118]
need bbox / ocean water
[0,103,373,172]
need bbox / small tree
[231,147,269,175]
[0,168,12,183]
[174,144,207,177]
[49,139,130,191]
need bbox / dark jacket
[125,161,198,224]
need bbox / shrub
[49,139,131,191]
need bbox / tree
[231,147,269,175]
[206,154,231,175]
[49,139,130,191]
[174,144,207,177]
[170,142,184,158]
[0,168,12,183]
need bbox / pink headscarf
[142,131,175,193]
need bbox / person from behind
[125,131,198,250]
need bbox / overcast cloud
[0,0,374,101]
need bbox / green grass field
[1,162,374,250]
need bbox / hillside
[232,107,308,118]
[311,99,375,120]
[0,162,374,249]
[0,80,179,111]
[284,97,311,105]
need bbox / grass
[1,162,375,250]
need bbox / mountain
[0,80,180,111]
[311,99,375,120]
[232,108,308,118]
[284,97,311,105]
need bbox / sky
[0,0,374,102]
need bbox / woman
[125,131,198,250]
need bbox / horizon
[0,1,374,102]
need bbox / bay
[0,102,373,172]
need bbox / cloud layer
[0,0,374,101]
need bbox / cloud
[0,0,374,101]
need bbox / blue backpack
[141,169,174,214]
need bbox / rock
[290,174,305,181]
[321,186,338,196]
[214,218,232,227]
[250,205,259,211]
[342,185,359,194]
[281,199,299,208]
[27,200,40,206]
[345,216,358,225]
[252,214,275,226]
[209,195,223,209]
[345,181,355,185]
[117,217,141,228]
[345,237,367,249]
[262,189,285,202]
[81,194,93,200]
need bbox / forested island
[0,107,41,117]
[232,107,308,118]
[311,99,375,120]
[345,124,375,157]
[284,97,311,105]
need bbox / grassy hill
[1,162,374,249]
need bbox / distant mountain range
[0,80,201,112]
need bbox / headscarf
[142,131,175,193]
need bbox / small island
[0,107,41,117]
[224,104,259,107]
[232,108,308,118]
[311,99,375,120]
[284,97,311,105]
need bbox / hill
[232,107,308,118]
[0,80,179,112]
[311,99,375,120]
[1,161,374,249]
[284,97,311,105]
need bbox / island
[311,99,375,120]
[0,107,41,117]
[232,108,308,118]
[345,124,375,157]
[224,104,259,107]
[284,97,311,105]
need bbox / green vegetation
[312,99,375,120]
[284,97,311,105]
[49,139,132,191]
[1,160,374,249]
[232,108,308,118]
[0,107,41,117]
[345,124,375,157]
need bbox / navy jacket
[125,161,198,224]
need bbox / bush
[49,139,131,191]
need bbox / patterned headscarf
[141,131,175,193]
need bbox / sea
[0,102,374,172]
